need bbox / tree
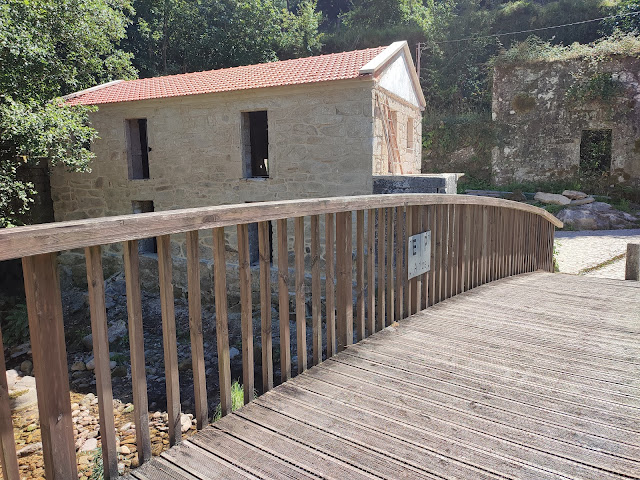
[0,0,136,227]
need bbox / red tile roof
[66,47,387,106]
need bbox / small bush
[213,380,250,421]
[1,303,29,347]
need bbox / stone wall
[372,87,422,175]
[492,56,640,187]
[50,80,380,261]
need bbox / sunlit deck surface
[127,272,640,480]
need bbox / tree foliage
[0,0,135,226]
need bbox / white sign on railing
[408,231,431,279]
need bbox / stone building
[55,40,428,227]
[491,55,640,188]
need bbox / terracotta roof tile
[66,47,386,106]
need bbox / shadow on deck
[127,272,640,480]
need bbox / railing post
[213,227,232,416]
[186,231,209,426]
[625,244,639,280]
[0,324,19,480]
[22,253,77,480]
[85,246,118,479]
[336,211,353,351]
[123,240,152,463]
[258,221,273,391]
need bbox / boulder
[71,361,86,371]
[534,192,571,206]
[556,202,639,230]
[562,190,588,200]
[20,360,33,376]
[570,196,595,206]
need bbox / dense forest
[0,0,639,225]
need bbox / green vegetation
[213,380,250,421]
[1,302,29,346]
[0,0,135,227]
[1,0,639,227]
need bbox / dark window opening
[127,119,150,180]
[242,111,269,178]
[580,129,612,175]
[132,201,157,253]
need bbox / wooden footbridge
[1,194,638,479]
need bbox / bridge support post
[626,244,639,281]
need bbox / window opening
[132,201,156,253]
[242,111,269,178]
[407,117,414,149]
[127,119,150,180]
[580,129,612,175]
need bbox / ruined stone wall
[372,87,422,175]
[492,56,640,187]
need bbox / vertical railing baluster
[436,205,445,304]
[0,324,20,480]
[482,206,489,285]
[386,207,394,324]
[367,209,376,335]
[22,253,77,480]
[376,208,386,331]
[258,221,273,391]
[311,215,322,365]
[85,246,118,479]
[212,228,231,417]
[411,206,420,314]
[157,235,181,445]
[447,205,455,299]
[395,206,403,321]
[457,205,465,295]
[405,206,412,316]
[325,214,336,357]
[236,224,255,403]
[421,206,429,310]
[123,240,152,464]
[294,217,307,373]
[336,211,353,351]
[277,219,291,382]
[428,206,436,307]
[356,210,365,341]
[186,231,208,426]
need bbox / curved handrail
[0,194,561,261]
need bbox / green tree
[0,0,136,227]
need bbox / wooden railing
[0,194,562,479]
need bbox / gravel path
[554,228,640,279]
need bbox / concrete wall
[492,56,640,187]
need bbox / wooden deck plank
[129,272,639,480]
[291,369,640,479]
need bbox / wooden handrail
[0,194,562,261]
[1,194,560,479]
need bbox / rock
[180,414,192,433]
[562,190,587,200]
[178,359,192,372]
[110,360,117,370]
[122,404,135,414]
[112,365,128,378]
[506,189,526,201]
[556,202,639,230]
[534,192,571,206]
[229,347,240,360]
[6,369,19,387]
[82,320,129,350]
[85,358,95,370]
[82,334,94,350]
[71,361,86,371]
[570,196,595,206]
[120,422,133,431]
[117,445,131,455]
[20,360,33,376]
[80,438,98,452]
[16,442,42,457]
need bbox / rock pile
[7,373,198,479]
[534,190,596,206]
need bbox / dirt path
[554,228,640,279]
